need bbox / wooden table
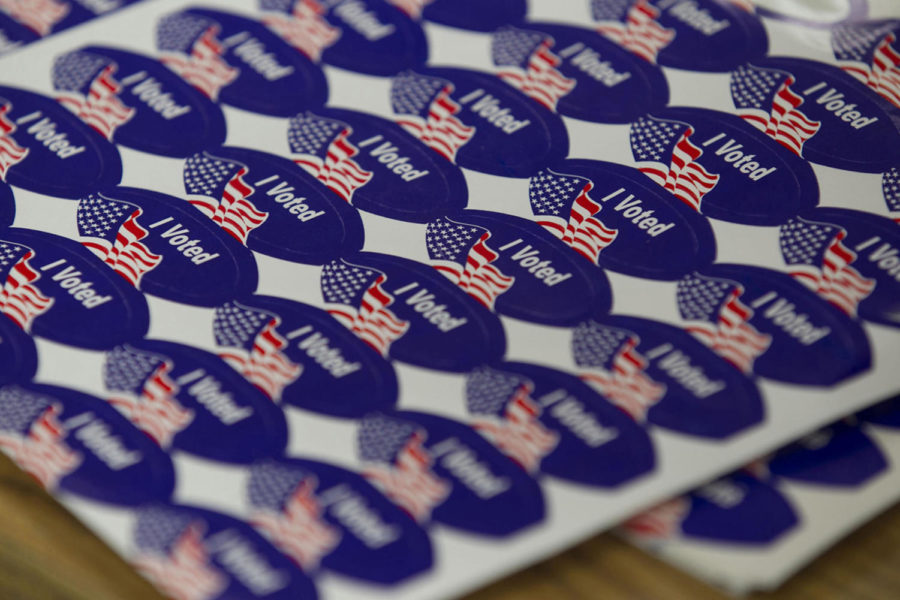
[2,452,898,600]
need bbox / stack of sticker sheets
[0,0,898,598]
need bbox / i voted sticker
[832,20,900,110]
[491,22,669,122]
[0,382,175,505]
[573,316,764,438]
[767,422,888,487]
[260,0,428,76]
[288,107,467,222]
[729,57,900,172]
[676,264,872,385]
[357,411,545,535]
[780,208,900,328]
[246,457,432,582]
[530,161,716,279]
[0,312,36,385]
[183,146,364,264]
[156,8,327,116]
[425,211,612,325]
[591,0,767,71]
[624,473,798,545]
[390,67,569,177]
[630,107,819,225]
[412,0,526,31]
[0,228,148,350]
[465,362,655,486]
[0,182,13,228]
[76,188,258,307]
[321,252,506,372]
[53,46,227,157]
[212,295,398,417]
[132,503,318,600]
[0,85,122,198]
[102,340,288,463]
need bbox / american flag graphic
[0,100,29,181]
[491,26,576,112]
[184,151,268,245]
[780,216,875,317]
[104,345,194,448]
[591,0,675,64]
[261,0,340,62]
[76,193,162,287]
[833,22,900,109]
[529,168,618,265]
[425,217,514,310]
[247,461,341,570]
[630,115,720,212]
[358,413,450,522]
[288,111,373,203]
[882,167,900,223]
[321,259,409,357]
[730,63,821,156]
[572,321,666,421]
[465,366,558,473]
[387,0,434,19]
[676,273,772,374]
[53,52,135,141]
[0,0,68,37]
[0,385,81,489]
[157,14,238,101]
[391,71,475,162]
[622,497,689,540]
[0,241,53,332]
[213,301,302,402]
[133,507,226,600]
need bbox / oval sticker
[321,252,506,372]
[52,46,227,157]
[390,66,569,177]
[0,85,122,198]
[630,106,819,225]
[183,146,364,264]
[287,107,468,222]
[212,294,398,417]
[102,340,289,463]
[156,8,328,116]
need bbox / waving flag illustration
[104,345,194,448]
[529,168,618,264]
[622,497,689,540]
[591,0,675,63]
[133,507,226,600]
[0,0,68,36]
[677,273,772,374]
[157,13,238,101]
[261,0,340,61]
[780,216,875,317]
[247,461,341,570]
[387,0,434,19]
[631,115,719,212]
[0,100,29,181]
[883,167,900,223]
[213,301,302,402]
[358,413,449,522]
[730,64,821,156]
[572,321,666,421]
[184,151,268,245]
[53,51,136,140]
[77,193,162,287]
[288,111,373,203]
[426,217,514,310]
[465,366,558,473]
[391,71,475,162]
[0,241,53,332]
[491,26,576,112]
[0,386,81,489]
[833,22,900,109]
[321,259,409,357]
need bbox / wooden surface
[2,451,899,600]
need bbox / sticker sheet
[0,1,899,599]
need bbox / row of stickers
[621,394,900,594]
